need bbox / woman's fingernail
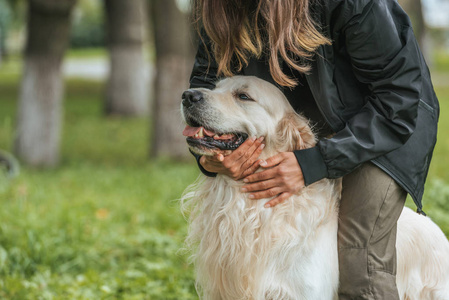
[249,194,255,199]
[264,203,271,208]
[259,137,265,142]
[259,144,265,150]
[241,188,247,192]
[259,160,267,166]
[251,136,257,142]
[243,178,249,183]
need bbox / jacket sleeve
[189,30,220,90]
[190,150,217,178]
[298,0,422,184]
[188,31,220,177]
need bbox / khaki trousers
[338,163,407,300]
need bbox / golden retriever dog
[180,76,449,300]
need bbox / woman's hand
[241,152,304,208]
[199,136,265,180]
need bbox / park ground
[0,51,448,299]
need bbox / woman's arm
[243,0,424,206]
[190,30,220,90]
[316,0,422,179]
[188,31,266,179]
[189,31,220,176]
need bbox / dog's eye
[238,93,252,101]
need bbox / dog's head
[181,76,315,156]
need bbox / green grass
[0,162,198,299]
[429,84,449,181]
[411,79,449,235]
[0,54,449,299]
[0,76,199,299]
[434,50,449,72]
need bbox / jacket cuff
[294,147,329,186]
[190,150,217,178]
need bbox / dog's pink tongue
[183,125,200,137]
[183,126,217,137]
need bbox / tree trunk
[399,0,432,64]
[150,0,194,160]
[104,0,148,116]
[0,26,2,67]
[14,0,76,167]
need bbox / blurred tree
[104,0,148,116]
[0,0,13,63]
[150,0,194,159]
[399,0,431,62]
[0,21,2,66]
[14,0,77,167]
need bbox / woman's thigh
[337,162,407,299]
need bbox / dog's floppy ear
[275,113,316,151]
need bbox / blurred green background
[0,74,199,299]
[0,0,448,299]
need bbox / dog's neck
[259,141,300,161]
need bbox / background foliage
[0,66,198,298]
[70,0,105,49]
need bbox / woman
[188,0,439,299]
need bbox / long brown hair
[193,0,331,87]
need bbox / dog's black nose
[182,90,204,108]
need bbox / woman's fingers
[238,137,265,167]
[243,167,277,183]
[264,192,292,208]
[200,155,227,173]
[238,142,265,179]
[220,136,264,179]
[241,179,278,193]
[258,152,285,168]
[238,158,263,179]
[239,152,305,207]
[228,136,258,161]
[199,136,265,179]
[247,187,283,200]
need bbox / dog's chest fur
[183,175,341,300]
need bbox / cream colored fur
[181,76,449,300]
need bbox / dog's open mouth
[183,124,248,151]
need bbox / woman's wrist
[293,147,328,185]
[195,154,218,178]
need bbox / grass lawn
[0,74,198,299]
[0,53,449,299]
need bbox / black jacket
[189,0,439,211]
